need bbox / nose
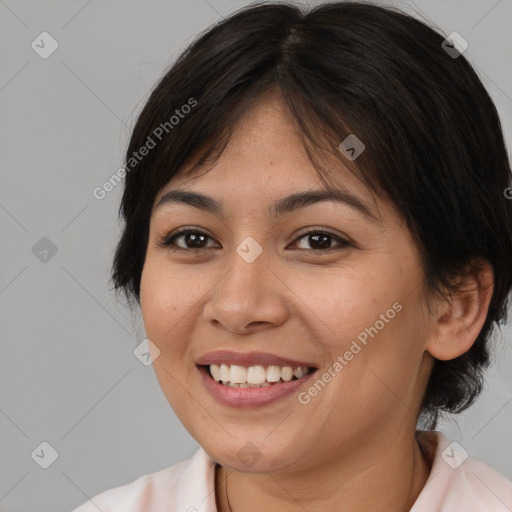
[202,247,289,335]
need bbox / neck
[215,428,431,512]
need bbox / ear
[425,259,494,361]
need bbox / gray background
[1,0,511,510]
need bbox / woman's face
[140,92,436,473]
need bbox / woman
[72,1,512,510]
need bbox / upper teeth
[209,364,310,384]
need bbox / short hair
[110,1,512,428]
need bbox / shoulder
[412,431,512,511]
[69,446,217,512]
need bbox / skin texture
[139,89,494,512]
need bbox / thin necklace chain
[224,468,234,512]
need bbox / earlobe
[426,260,494,361]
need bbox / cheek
[290,265,397,351]
[139,261,198,410]
[139,259,194,353]
[292,261,425,389]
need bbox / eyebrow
[153,188,380,222]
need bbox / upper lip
[196,351,317,369]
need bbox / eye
[290,228,351,251]
[157,228,220,250]
[156,227,352,252]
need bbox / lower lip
[197,365,317,407]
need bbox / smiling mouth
[201,363,316,388]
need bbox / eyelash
[156,227,352,253]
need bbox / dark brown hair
[110,1,512,428]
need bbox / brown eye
[157,229,220,250]
[292,230,351,251]
[157,227,351,253]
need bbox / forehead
[154,91,366,205]
[152,149,386,230]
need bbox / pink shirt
[70,431,512,511]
